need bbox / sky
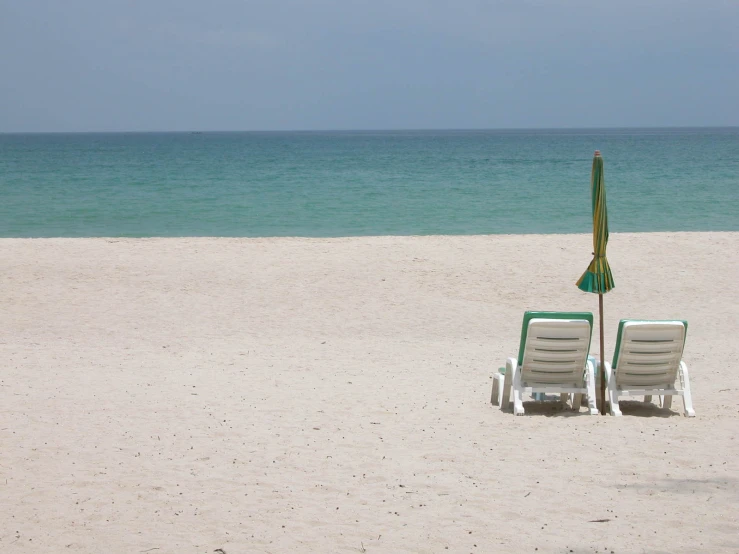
[1,0,737,132]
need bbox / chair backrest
[519,313,593,386]
[612,320,687,388]
[517,311,594,366]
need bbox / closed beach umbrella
[576,150,614,415]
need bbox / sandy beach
[2,232,738,553]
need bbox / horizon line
[2,125,738,135]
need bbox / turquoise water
[1,128,737,237]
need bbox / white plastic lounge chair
[604,320,695,417]
[492,311,598,416]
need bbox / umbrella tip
[594,150,601,156]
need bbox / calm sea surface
[1,128,737,237]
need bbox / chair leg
[491,373,501,406]
[679,361,696,417]
[644,395,652,403]
[571,393,582,411]
[560,393,570,407]
[663,395,673,410]
[501,358,515,411]
[609,392,622,416]
[585,359,599,415]
[605,362,622,416]
[512,364,525,416]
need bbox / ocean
[1,128,737,237]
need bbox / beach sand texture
[2,233,738,553]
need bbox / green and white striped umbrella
[577,151,614,294]
[577,150,614,414]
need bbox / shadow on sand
[609,399,684,418]
[499,396,687,418]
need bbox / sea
[1,128,737,237]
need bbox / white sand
[2,232,738,553]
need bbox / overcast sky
[1,0,737,132]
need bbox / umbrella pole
[599,293,606,415]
